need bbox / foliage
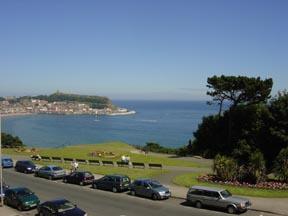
[1,132,25,148]
[207,75,273,112]
[173,172,288,198]
[142,142,178,154]
[274,147,288,182]
[19,91,113,109]
[213,155,238,181]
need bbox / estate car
[186,186,251,214]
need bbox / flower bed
[198,174,288,190]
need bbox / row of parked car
[2,157,252,214]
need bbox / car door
[96,177,105,189]
[4,190,13,206]
[143,182,153,198]
[68,172,77,183]
[41,204,55,216]
[39,167,46,177]
[10,191,19,208]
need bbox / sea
[2,100,218,148]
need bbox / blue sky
[0,0,287,100]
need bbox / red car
[63,171,94,186]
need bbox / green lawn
[173,173,288,198]
[36,160,167,180]
[3,141,202,168]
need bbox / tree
[207,75,273,111]
[1,133,25,148]
[207,75,273,147]
[274,147,288,182]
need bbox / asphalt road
[3,168,275,216]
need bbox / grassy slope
[37,161,167,180]
[173,173,288,198]
[3,142,201,168]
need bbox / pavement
[4,155,288,216]
[0,205,22,216]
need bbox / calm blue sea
[2,100,218,148]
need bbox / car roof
[190,185,225,192]
[45,165,61,168]
[45,199,69,205]
[8,187,29,192]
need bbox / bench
[63,158,74,163]
[102,160,114,166]
[76,159,87,164]
[132,162,145,169]
[88,159,100,166]
[148,163,162,169]
[40,156,51,161]
[116,161,129,167]
[51,156,62,162]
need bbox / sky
[0,0,287,100]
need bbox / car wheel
[39,212,44,216]
[79,181,84,186]
[17,204,23,211]
[195,201,202,209]
[112,187,117,193]
[63,178,67,183]
[152,193,158,200]
[130,190,136,196]
[92,183,98,189]
[24,170,28,174]
[34,172,38,177]
[227,205,236,214]
[3,199,7,205]
[48,175,53,180]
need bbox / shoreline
[1,112,36,118]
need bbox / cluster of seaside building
[0,98,135,116]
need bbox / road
[3,168,275,216]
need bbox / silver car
[35,165,66,180]
[130,179,171,200]
[186,186,251,214]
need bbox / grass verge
[36,160,167,180]
[173,173,288,198]
[3,141,203,168]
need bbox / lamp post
[0,113,3,207]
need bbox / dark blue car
[37,199,87,216]
[2,157,13,168]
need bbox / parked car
[186,186,252,214]
[63,171,94,186]
[4,187,40,211]
[0,182,9,198]
[35,165,66,180]
[15,160,36,173]
[129,179,171,200]
[2,157,13,168]
[92,174,131,192]
[37,199,87,216]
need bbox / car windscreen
[23,161,35,166]
[84,172,92,177]
[3,159,12,162]
[149,181,162,188]
[52,167,63,171]
[56,201,75,212]
[122,177,130,183]
[16,188,33,196]
[220,190,232,198]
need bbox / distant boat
[108,110,136,116]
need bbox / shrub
[213,154,238,181]
[274,147,288,183]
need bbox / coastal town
[0,97,136,116]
